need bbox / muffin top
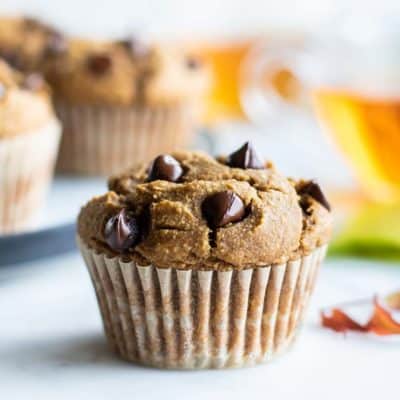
[0,16,67,72]
[42,38,209,106]
[78,143,332,270]
[0,60,55,138]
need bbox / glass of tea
[241,10,400,203]
[186,35,304,125]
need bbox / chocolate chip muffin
[77,142,332,368]
[0,60,61,233]
[0,16,67,72]
[42,37,209,175]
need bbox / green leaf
[329,202,400,262]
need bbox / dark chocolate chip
[87,54,112,75]
[45,32,68,56]
[148,155,183,182]
[104,209,141,252]
[119,37,150,58]
[227,142,264,169]
[0,83,6,99]
[298,181,331,211]
[21,73,44,91]
[202,191,246,228]
[186,56,201,69]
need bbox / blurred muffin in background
[0,16,67,72]
[42,38,210,175]
[0,60,61,234]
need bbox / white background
[1,0,399,38]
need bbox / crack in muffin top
[78,144,332,270]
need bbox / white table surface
[0,252,399,400]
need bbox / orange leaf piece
[321,308,365,333]
[365,298,400,335]
[321,291,400,336]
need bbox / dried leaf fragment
[321,291,400,336]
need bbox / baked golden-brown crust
[0,16,209,106]
[0,60,55,138]
[42,39,209,106]
[78,151,332,270]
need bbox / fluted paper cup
[78,236,327,369]
[55,101,197,176]
[0,119,61,234]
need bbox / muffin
[42,38,209,175]
[77,142,332,368]
[0,16,67,72]
[0,60,61,233]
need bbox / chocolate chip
[21,73,44,91]
[45,32,68,56]
[104,209,141,252]
[227,142,264,169]
[87,54,112,75]
[119,37,150,59]
[148,155,184,182]
[202,191,246,228]
[186,56,201,69]
[298,181,331,211]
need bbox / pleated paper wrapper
[55,101,197,176]
[0,119,61,234]
[78,237,327,369]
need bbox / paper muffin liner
[55,101,197,176]
[0,119,61,234]
[78,236,327,369]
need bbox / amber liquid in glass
[314,88,400,202]
[189,40,253,123]
[188,37,303,124]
